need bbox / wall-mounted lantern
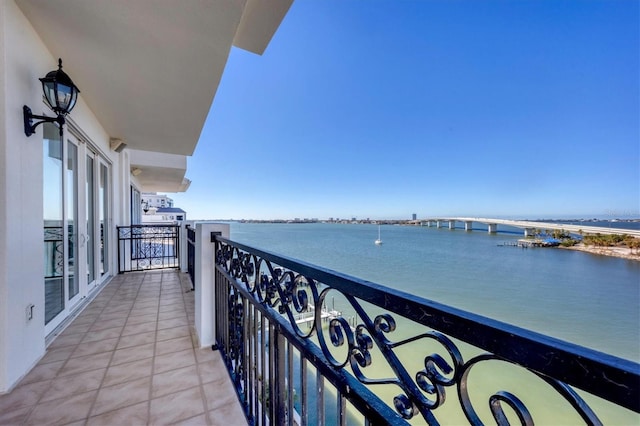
[24,58,80,137]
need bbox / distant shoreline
[559,243,640,261]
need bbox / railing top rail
[117,224,180,228]
[214,235,640,413]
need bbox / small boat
[375,225,382,245]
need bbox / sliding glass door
[44,126,111,334]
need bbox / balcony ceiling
[16,0,292,157]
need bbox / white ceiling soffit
[129,149,189,193]
[16,0,293,157]
[234,0,294,55]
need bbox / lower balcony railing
[212,236,639,425]
[117,224,180,273]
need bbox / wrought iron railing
[44,226,64,279]
[213,236,639,425]
[187,225,196,289]
[117,224,180,273]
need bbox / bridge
[420,217,640,238]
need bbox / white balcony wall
[0,0,126,392]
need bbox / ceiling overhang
[129,149,191,193]
[16,0,293,158]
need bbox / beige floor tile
[80,326,123,343]
[154,348,196,374]
[173,413,209,426]
[117,330,157,349]
[91,377,151,416]
[159,303,185,314]
[195,347,218,364]
[201,378,242,413]
[68,313,98,326]
[90,317,128,331]
[158,309,187,321]
[122,321,157,336]
[0,379,52,412]
[209,402,247,426]
[110,342,155,366]
[86,400,149,426]
[157,325,191,342]
[97,310,131,321]
[151,365,200,398]
[58,351,112,377]
[128,305,160,317]
[197,357,229,385]
[126,313,158,326]
[40,368,106,403]
[158,316,189,330]
[71,336,119,358]
[25,389,97,425]
[20,359,65,384]
[133,299,159,309]
[61,321,93,336]
[1,271,250,426]
[102,357,153,387]
[149,386,205,425]
[40,345,75,364]
[159,299,184,308]
[0,404,31,425]
[48,332,84,349]
[156,335,193,356]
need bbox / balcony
[0,270,245,425]
[3,223,639,425]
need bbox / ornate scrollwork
[214,239,613,425]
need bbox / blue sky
[171,0,639,221]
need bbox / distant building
[412,213,417,220]
[140,193,186,224]
[142,207,187,224]
[141,192,174,211]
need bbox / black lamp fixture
[23,58,80,137]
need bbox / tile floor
[0,270,247,425]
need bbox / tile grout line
[84,273,147,424]
[23,276,120,425]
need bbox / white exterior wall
[142,193,174,208]
[0,0,128,392]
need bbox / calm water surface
[230,222,639,360]
[227,222,639,424]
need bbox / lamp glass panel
[57,84,73,112]
[42,81,57,110]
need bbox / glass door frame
[44,126,113,335]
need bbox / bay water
[227,222,639,424]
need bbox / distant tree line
[529,229,640,252]
[582,233,640,254]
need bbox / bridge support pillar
[524,228,536,237]
[487,223,497,234]
[437,220,443,228]
[465,221,473,231]
[449,220,456,229]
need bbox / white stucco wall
[0,0,127,392]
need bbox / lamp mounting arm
[23,105,65,137]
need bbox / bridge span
[420,217,640,238]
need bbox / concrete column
[524,228,535,237]
[465,221,473,231]
[437,220,442,228]
[487,223,497,234]
[195,222,230,348]
[449,220,456,229]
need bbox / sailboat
[375,225,383,245]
